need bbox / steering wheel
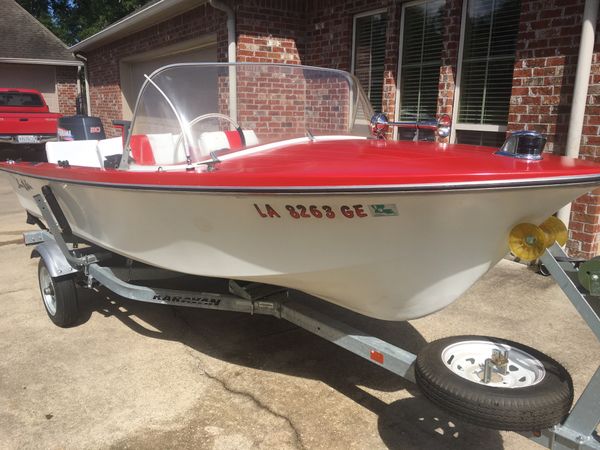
[174,113,245,160]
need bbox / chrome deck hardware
[496,130,547,160]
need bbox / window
[398,0,444,122]
[0,92,43,107]
[455,129,507,146]
[352,11,388,113]
[454,0,521,144]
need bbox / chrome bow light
[436,114,451,138]
[369,113,452,140]
[369,113,390,138]
[496,130,547,160]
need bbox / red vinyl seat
[129,135,156,165]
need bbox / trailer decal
[152,294,221,306]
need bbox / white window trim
[454,123,507,132]
[351,8,388,119]
[351,8,388,75]
[394,0,431,140]
[450,0,468,143]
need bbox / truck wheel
[415,335,573,431]
[37,259,79,327]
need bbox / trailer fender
[31,241,79,279]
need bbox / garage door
[0,64,58,112]
[121,43,217,118]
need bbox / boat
[2,62,600,321]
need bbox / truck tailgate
[0,113,59,135]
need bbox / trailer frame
[25,188,600,450]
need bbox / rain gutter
[75,53,91,115]
[209,0,237,122]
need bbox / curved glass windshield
[124,63,374,168]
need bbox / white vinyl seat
[197,130,259,158]
[46,140,101,167]
[148,133,187,165]
[97,137,123,162]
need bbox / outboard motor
[57,115,106,141]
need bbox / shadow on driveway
[75,277,503,450]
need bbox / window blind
[458,0,521,125]
[456,130,507,147]
[353,12,388,112]
[399,0,444,122]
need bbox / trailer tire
[415,335,573,431]
[37,259,79,327]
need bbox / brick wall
[305,0,399,121]
[508,0,600,258]
[84,3,227,137]
[84,0,402,138]
[569,39,600,258]
[233,1,365,139]
[55,65,78,115]
[236,0,305,64]
[508,0,583,154]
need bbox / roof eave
[70,0,208,53]
[0,57,82,67]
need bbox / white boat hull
[4,173,588,320]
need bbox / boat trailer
[24,189,600,449]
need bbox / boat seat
[198,130,259,157]
[46,140,102,167]
[129,133,187,166]
[97,137,123,158]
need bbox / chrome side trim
[2,166,600,194]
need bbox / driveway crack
[175,311,306,450]
[201,368,306,450]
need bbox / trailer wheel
[537,263,551,277]
[37,259,79,327]
[415,335,573,431]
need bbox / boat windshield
[123,63,374,168]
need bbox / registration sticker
[368,204,398,217]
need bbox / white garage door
[0,64,58,112]
[121,43,217,118]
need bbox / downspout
[75,53,91,116]
[557,0,599,226]
[209,0,237,123]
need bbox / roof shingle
[0,0,76,62]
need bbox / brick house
[1,0,81,115]
[71,0,600,257]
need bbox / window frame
[394,0,444,140]
[450,0,518,143]
[351,8,388,115]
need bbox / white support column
[557,0,599,226]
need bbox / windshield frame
[121,62,373,170]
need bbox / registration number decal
[253,203,398,219]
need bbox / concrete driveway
[0,175,598,449]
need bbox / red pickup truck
[0,88,60,145]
